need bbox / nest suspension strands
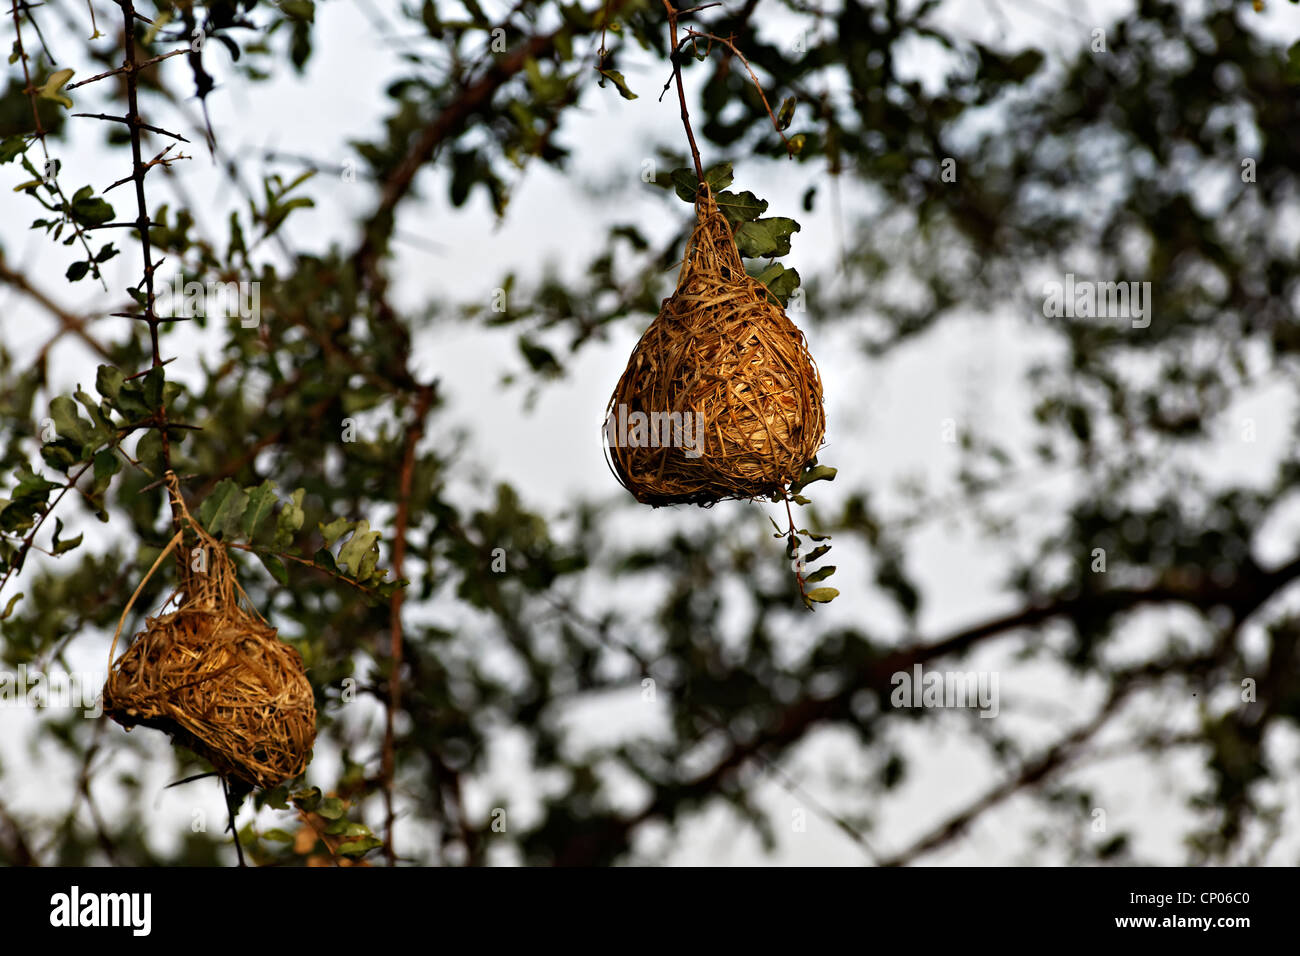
[605,184,826,505]
[102,472,317,790]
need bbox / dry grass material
[103,474,316,790]
[605,185,825,506]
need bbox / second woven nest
[605,185,825,506]
[103,476,316,790]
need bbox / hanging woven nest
[102,473,316,790]
[605,184,825,506]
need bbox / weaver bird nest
[605,185,825,506]
[103,474,316,790]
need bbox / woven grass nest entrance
[102,474,316,790]
[605,184,825,506]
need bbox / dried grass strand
[103,473,316,789]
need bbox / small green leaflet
[733,217,800,258]
[319,515,352,549]
[241,481,278,541]
[596,68,638,100]
[198,479,249,539]
[273,489,305,549]
[790,464,836,494]
[671,163,733,202]
[51,517,82,555]
[337,520,381,580]
[38,69,75,109]
[777,96,796,130]
[1,592,22,620]
[715,190,767,224]
[755,263,800,307]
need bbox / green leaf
[755,263,801,307]
[0,592,22,620]
[805,565,836,583]
[39,444,76,472]
[805,587,839,603]
[596,68,638,100]
[324,819,370,837]
[734,217,801,258]
[140,366,165,412]
[73,390,112,441]
[257,551,289,586]
[777,96,796,130]
[805,544,831,563]
[671,162,733,202]
[92,450,120,495]
[319,516,351,549]
[337,520,380,578]
[70,191,114,227]
[50,517,82,555]
[134,429,163,477]
[316,797,345,820]
[95,365,124,404]
[65,260,89,282]
[518,336,561,377]
[0,135,25,164]
[262,828,294,843]
[241,481,278,541]
[198,479,248,539]
[790,464,837,493]
[49,395,91,447]
[337,836,383,857]
[290,786,322,811]
[38,68,75,109]
[715,190,768,224]
[13,463,59,498]
[273,489,306,549]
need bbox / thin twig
[681,27,795,156]
[382,383,436,865]
[73,112,190,142]
[783,491,810,606]
[64,46,189,89]
[662,0,705,184]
